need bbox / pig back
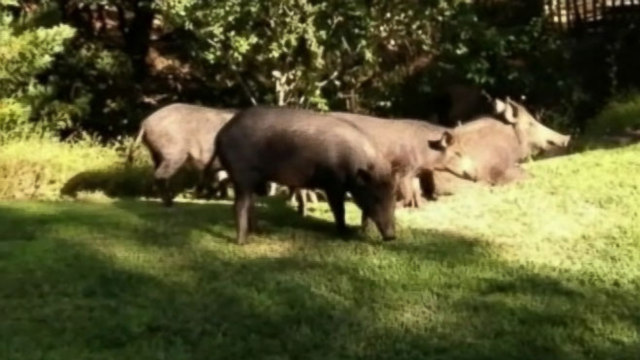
[217,107,388,182]
[141,103,236,150]
[332,112,446,175]
[455,118,522,164]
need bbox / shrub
[0,130,210,201]
[0,1,75,137]
[0,134,175,200]
[0,135,114,199]
[585,91,640,137]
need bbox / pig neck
[508,123,529,160]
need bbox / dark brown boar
[215,106,399,244]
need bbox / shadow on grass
[107,195,366,245]
[561,133,640,156]
[60,165,155,199]
[60,164,206,201]
[0,203,639,359]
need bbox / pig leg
[192,160,205,198]
[410,177,423,208]
[285,187,299,210]
[267,182,278,196]
[207,169,220,198]
[307,189,319,204]
[210,171,224,199]
[217,177,231,199]
[295,189,307,217]
[155,178,173,207]
[405,177,419,208]
[195,165,216,199]
[396,177,412,208]
[419,171,438,201]
[211,170,231,199]
[194,171,211,199]
[233,187,252,244]
[325,188,349,235]
[248,193,259,233]
[286,187,307,216]
[286,187,296,203]
[314,190,326,202]
[361,213,371,233]
[154,154,187,207]
[149,149,162,169]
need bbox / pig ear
[429,131,455,150]
[428,131,455,150]
[493,98,507,114]
[503,99,518,124]
[441,131,455,148]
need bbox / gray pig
[129,103,237,206]
[330,112,478,209]
[428,97,571,196]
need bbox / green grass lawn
[1,143,639,360]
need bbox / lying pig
[429,97,571,196]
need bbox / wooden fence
[545,0,640,30]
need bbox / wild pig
[429,97,571,195]
[128,103,237,206]
[215,106,398,244]
[330,112,478,209]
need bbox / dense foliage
[0,0,637,139]
[0,0,74,141]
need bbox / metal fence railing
[545,0,640,30]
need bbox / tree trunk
[123,1,155,81]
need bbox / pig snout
[464,168,478,182]
[377,220,396,241]
[457,155,478,182]
[372,210,396,241]
[547,135,571,148]
[537,123,571,150]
